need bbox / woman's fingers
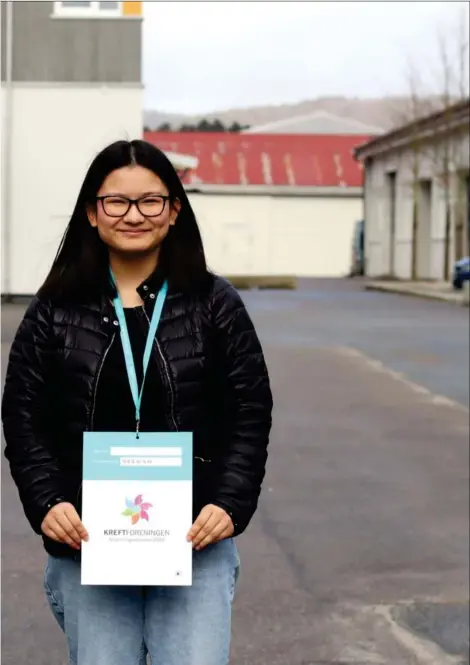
[219,523,235,540]
[186,505,213,544]
[57,513,83,548]
[191,510,220,550]
[44,519,80,550]
[188,504,235,551]
[64,504,89,542]
[195,516,233,551]
[41,502,88,549]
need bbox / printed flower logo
[122,494,153,525]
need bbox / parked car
[452,256,470,289]
[350,219,365,276]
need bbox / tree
[156,122,172,132]
[196,119,213,132]
[174,118,249,133]
[210,118,226,132]
[177,118,229,132]
[178,123,197,132]
[228,121,242,133]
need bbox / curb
[364,284,466,306]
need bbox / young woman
[2,139,273,665]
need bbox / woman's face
[88,165,180,255]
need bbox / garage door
[190,192,361,277]
[189,194,270,276]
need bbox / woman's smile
[118,228,152,237]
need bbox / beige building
[1,1,143,297]
[146,131,371,279]
[186,187,363,278]
[355,99,470,280]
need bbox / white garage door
[189,194,270,276]
[188,193,362,277]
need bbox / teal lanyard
[110,271,168,435]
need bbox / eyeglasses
[96,195,171,218]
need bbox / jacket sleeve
[2,296,66,534]
[210,280,273,536]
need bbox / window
[54,1,122,18]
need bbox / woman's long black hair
[39,140,209,302]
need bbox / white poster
[81,432,193,586]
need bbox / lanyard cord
[110,271,168,437]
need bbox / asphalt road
[2,279,469,665]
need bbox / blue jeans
[44,539,240,665]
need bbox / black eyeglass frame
[95,195,171,218]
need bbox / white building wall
[189,193,362,277]
[430,179,447,278]
[393,163,412,279]
[269,196,361,276]
[363,162,385,277]
[189,194,271,275]
[364,128,470,280]
[4,84,142,295]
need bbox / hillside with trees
[144,119,250,133]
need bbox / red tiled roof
[144,132,370,187]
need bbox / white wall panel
[364,129,469,280]
[189,193,362,277]
[6,85,142,294]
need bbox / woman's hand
[41,502,89,551]
[187,504,234,551]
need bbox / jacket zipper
[88,332,116,431]
[142,307,178,432]
[143,308,212,461]
[70,332,116,528]
[73,332,117,525]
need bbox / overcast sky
[142,1,469,113]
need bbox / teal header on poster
[83,432,193,482]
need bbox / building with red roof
[145,131,367,189]
[145,130,372,279]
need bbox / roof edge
[244,110,385,135]
[354,98,470,161]
[164,150,199,170]
[184,184,363,197]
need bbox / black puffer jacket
[2,273,273,558]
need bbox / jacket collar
[98,265,174,328]
[136,265,166,301]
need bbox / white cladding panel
[363,129,469,279]
[5,85,142,294]
[189,193,362,277]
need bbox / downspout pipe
[2,0,13,300]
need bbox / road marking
[335,346,469,414]
[374,605,462,665]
